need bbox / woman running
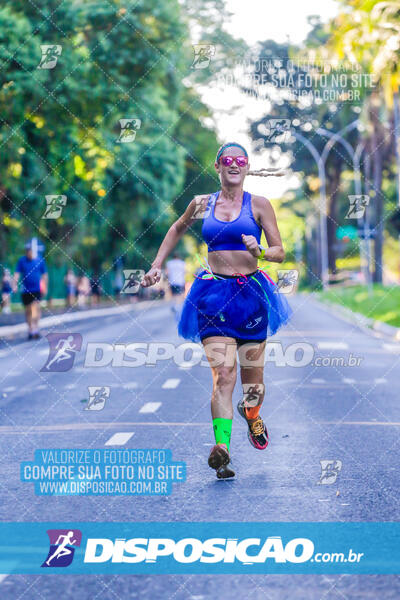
[142,142,292,479]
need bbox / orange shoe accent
[244,405,260,420]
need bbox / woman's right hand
[141,266,161,287]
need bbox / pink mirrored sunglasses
[219,155,248,167]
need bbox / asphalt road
[0,293,399,598]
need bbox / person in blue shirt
[13,242,48,340]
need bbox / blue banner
[0,522,399,574]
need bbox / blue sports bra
[202,190,261,252]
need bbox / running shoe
[216,459,235,479]
[208,444,230,471]
[237,399,269,450]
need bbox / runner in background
[113,268,124,298]
[76,274,90,308]
[64,268,77,307]
[166,253,186,312]
[90,272,102,306]
[1,268,12,314]
[13,241,48,340]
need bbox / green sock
[212,418,232,451]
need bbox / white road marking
[64,384,76,389]
[382,343,400,353]
[342,378,355,384]
[139,402,162,413]
[317,342,349,350]
[3,386,16,392]
[104,432,134,446]
[36,384,47,390]
[0,421,211,433]
[311,378,325,384]
[0,574,8,583]
[374,378,387,384]
[162,378,180,389]
[123,382,138,389]
[318,421,400,426]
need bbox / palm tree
[326,0,400,282]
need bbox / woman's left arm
[254,195,285,263]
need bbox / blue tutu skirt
[178,270,292,342]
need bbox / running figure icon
[45,531,77,566]
[45,335,77,370]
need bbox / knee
[214,367,236,391]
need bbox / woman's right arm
[142,195,210,287]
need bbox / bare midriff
[207,250,258,275]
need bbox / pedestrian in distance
[1,268,13,314]
[90,272,102,306]
[64,268,77,307]
[166,253,186,314]
[76,274,90,308]
[13,241,48,340]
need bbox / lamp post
[317,123,373,292]
[291,119,374,291]
[290,131,329,290]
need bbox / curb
[314,296,400,341]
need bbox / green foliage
[318,285,400,327]
[0,0,225,283]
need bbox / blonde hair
[247,167,286,177]
[216,144,286,177]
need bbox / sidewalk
[0,299,165,341]
[0,300,120,327]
